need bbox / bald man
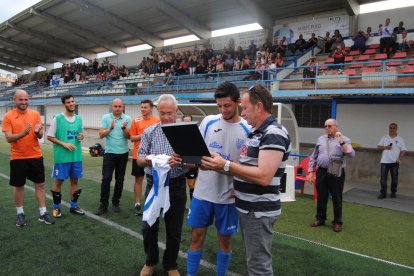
[95,98,132,215]
[308,118,355,232]
[2,90,55,226]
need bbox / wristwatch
[223,160,231,172]
[340,141,345,146]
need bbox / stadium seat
[403,66,414,74]
[364,49,377,55]
[362,67,376,73]
[392,52,407,59]
[325,58,334,64]
[387,61,403,66]
[357,55,370,61]
[374,53,387,60]
[348,50,360,56]
[345,56,354,62]
[294,157,317,201]
[408,59,414,65]
[368,44,380,49]
[344,69,358,76]
[349,62,363,68]
[367,60,382,67]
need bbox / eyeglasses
[325,125,333,128]
[248,85,265,103]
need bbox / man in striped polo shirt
[202,84,291,276]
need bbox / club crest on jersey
[135,117,143,122]
[209,141,222,149]
[240,145,248,156]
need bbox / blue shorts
[51,162,83,180]
[187,197,238,235]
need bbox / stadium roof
[0,0,376,73]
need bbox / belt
[146,174,186,185]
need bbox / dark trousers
[100,152,128,207]
[315,168,345,225]
[380,163,399,195]
[380,37,394,57]
[142,174,187,271]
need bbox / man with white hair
[138,94,189,276]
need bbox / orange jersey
[2,108,42,160]
[130,115,160,159]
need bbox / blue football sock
[217,249,232,276]
[52,203,61,210]
[187,249,203,276]
[70,200,78,209]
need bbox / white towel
[143,154,171,226]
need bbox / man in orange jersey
[129,99,160,215]
[2,90,55,227]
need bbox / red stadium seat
[348,50,360,56]
[325,58,334,64]
[357,55,370,61]
[392,52,407,59]
[349,62,363,68]
[387,61,403,66]
[344,69,357,76]
[364,49,377,55]
[362,67,376,73]
[367,60,382,67]
[374,53,387,60]
[368,44,380,49]
[345,56,354,62]
[403,66,414,73]
[407,59,414,65]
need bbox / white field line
[0,172,241,276]
[275,231,414,270]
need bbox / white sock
[135,203,141,207]
[39,207,47,216]
[16,206,24,215]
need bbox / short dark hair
[141,99,154,107]
[61,94,74,103]
[183,114,192,121]
[247,84,273,113]
[214,81,240,102]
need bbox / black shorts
[10,157,45,187]
[186,167,199,179]
[131,159,145,177]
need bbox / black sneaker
[391,193,396,198]
[377,194,386,199]
[134,204,142,216]
[16,213,26,227]
[39,212,55,225]
[112,205,121,213]
[94,205,107,216]
[70,206,85,215]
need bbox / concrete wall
[298,104,414,151]
[358,6,414,31]
[301,144,414,189]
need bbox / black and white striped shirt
[234,115,291,218]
